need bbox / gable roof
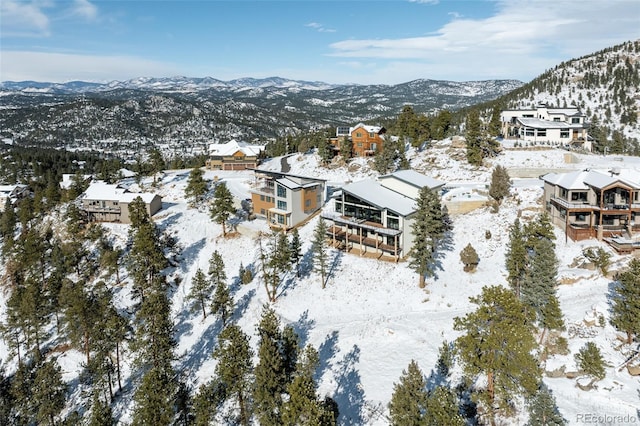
[209,139,265,156]
[350,123,384,135]
[542,169,640,190]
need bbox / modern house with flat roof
[249,169,326,230]
[501,104,591,151]
[322,169,445,261]
[80,181,162,224]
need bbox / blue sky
[1,0,639,84]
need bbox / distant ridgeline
[0,77,521,148]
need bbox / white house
[501,104,592,151]
[322,170,445,261]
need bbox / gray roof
[379,169,445,189]
[276,177,318,190]
[342,179,417,217]
[517,118,575,129]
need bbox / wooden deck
[326,225,401,260]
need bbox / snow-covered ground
[2,140,640,425]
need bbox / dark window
[277,185,287,197]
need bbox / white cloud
[0,0,51,37]
[328,0,640,81]
[305,22,336,33]
[1,51,183,82]
[72,0,98,21]
[408,0,439,4]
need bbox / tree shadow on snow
[173,306,195,338]
[428,228,456,281]
[298,245,316,278]
[233,288,256,319]
[332,345,366,425]
[291,309,316,349]
[317,330,340,381]
[178,237,207,273]
[178,319,224,382]
[606,277,620,317]
[157,209,182,229]
[327,250,343,286]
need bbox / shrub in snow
[574,342,607,385]
[460,243,479,272]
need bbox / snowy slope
[1,142,640,425]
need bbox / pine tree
[187,268,212,320]
[526,383,566,426]
[454,286,540,425]
[210,182,236,236]
[282,345,332,426]
[213,324,254,426]
[0,363,13,425]
[311,217,329,288]
[193,380,226,426]
[148,148,165,187]
[32,359,67,426]
[505,218,528,298]
[211,278,234,326]
[0,198,16,256]
[524,212,556,251]
[127,195,151,230]
[574,342,606,383]
[610,258,640,344]
[260,231,292,302]
[488,165,511,204]
[185,167,208,207]
[425,385,465,426]
[460,243,479,272]
[88,393,114,426]
[9,360,37,425]
[131,367,175,426]
[488,104,503,137]
[59,279,100,365]
[340,136,353,160]
[521,237,564,340]
[133,285,176,372]
[317,138,333,165]
[409,187,446,287]
[388,360,428,425]
[254,306,287,426]
[289,228,303,277]
[465,110,484,166]
[99,238,123,284]
[126,218,167,302]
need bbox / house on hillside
[541,168,640,252]
[0,184,29,212]
[80,181,162,224]
[322,170,445,261]
[331,123,386,157]
[205,139,266,170]
[250,169,326,230]
[501,104,592,151]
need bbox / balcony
[83,205,121,214]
